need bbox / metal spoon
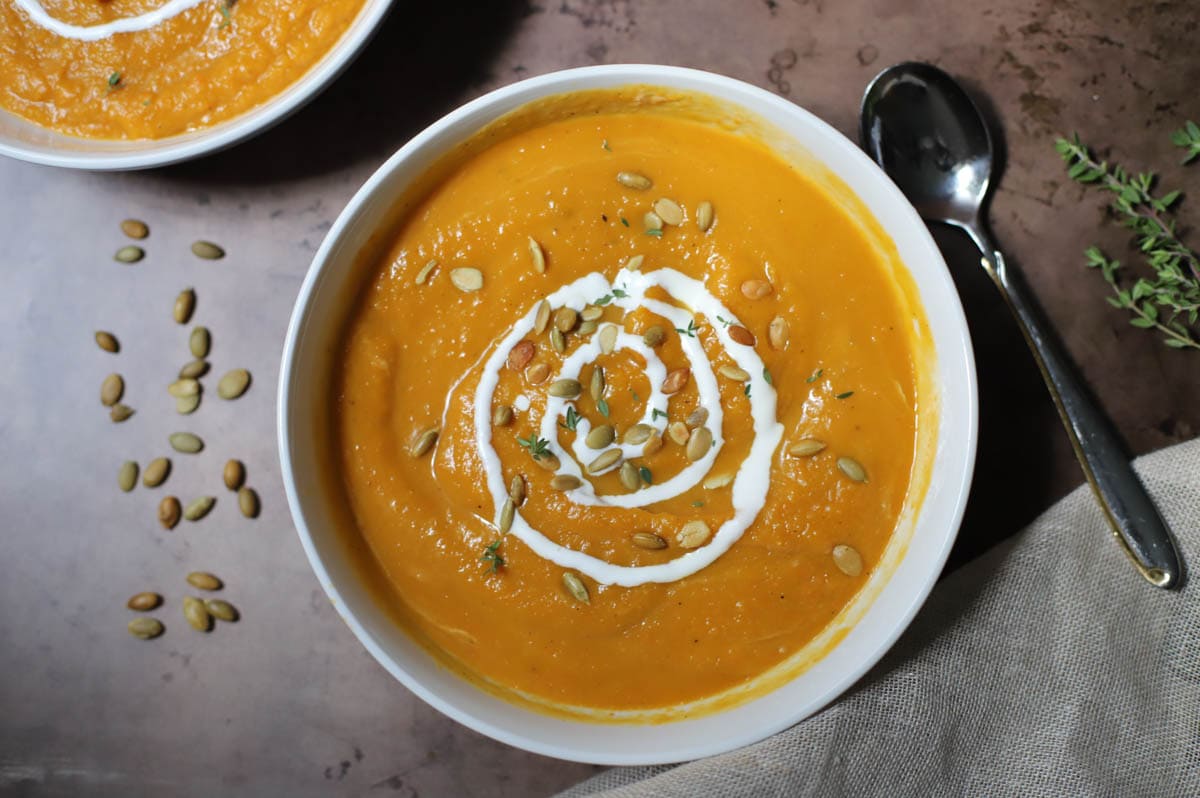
[860,61,1182,589]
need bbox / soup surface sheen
[337,92,928,716]
[1,0,364,139]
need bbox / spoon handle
[964,224,1182,588]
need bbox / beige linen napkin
[562,438,1200,796]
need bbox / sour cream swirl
[13,0,211,42]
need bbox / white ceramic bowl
[0,0,395,170]
[279,65,978,765]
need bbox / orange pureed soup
[337,90,932,718]
[1,0,364,139]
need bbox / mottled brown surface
[1,0,1197,794]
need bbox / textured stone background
[1,0,1197,795]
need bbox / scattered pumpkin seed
[768,316,789,350]
[578,320,598,336]
[580,306,603,322]
[551,475,582,491]
[509,474,526,506]
[642,325,666,347]
[550,327,566,354]
[562,572,590,603]
[625,254,644,271]
[643,211,663,232]
[741,279,773,300]
[120,219,149,239]
[498,497,515,533]
[587,449,623,474]
[142,457,170,488]
[642,432,664,457]
[189,326,210,358]
[728,325,756,346]
[168,378,200,398]
[409,426,438,457]
[534,300,551,334]
[118,461,138,492]
[237,486,259,518]
[789,439,827,457]
[585,424,615,449]
[548,378,582,398]
[127,592,162,611]
[492,404,514,426]
[114,245,144,264]
[190,240,225,260]
[590,367,605,402]
[169,432,204,454]
[623,424,654,445]
[703,472,734,489]
[837,457,868,483]
[667,422,690,446]
[719,364,750,382]
[179,359,209,379]
[508,340,535,370]
[183,596,212,632]
[534,453,561,472]
[110,404,135,423]
[205,599,239,622]
[100,373,124,406]
[686,407,709,428]
[95,331,119,353]
[449,267,484,292]
[653,198,684,226]
[696,201,714,232]
[186,571,222,590]
[158,496,181,529]
[414,258,439,285]
[183,496,215,521]
[832,544,864,577]
[175,394,200,415]
[173,288,195,324]
[217,368,250,399]
[686,426,713,461]
[598,324,618,354]
[632,532,668,550]
[128,617,164,639]
[223,459,245,491]
[616,171,652,190]
[554,307,578,332]
[662,368,690,394]
[526,362,550,384]
[619,462,641,491]
[677,520,711,549]
[528,237,546,274]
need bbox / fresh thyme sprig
[559,406,581,432]
[1055,125,1200,351]
[517,434,550,460]
[481,539,505,574]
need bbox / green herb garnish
[481,539,505,574]
[639,466,653,484]
[219,1,233,27]
[675,319,698,337]
[646,229,664,237]
[517,434,551,460]
[560,406,581,432]
[806,368,823,383]
[836,391,854,399]
[630,389,641,402]
[691,500,704,507]
[744,383,752,398]
[651,408,667,422]
[620,217,630,227]
[597,398,610,417]
[107,71,121,89]
[715,315,733,328]
[763,367,773,385]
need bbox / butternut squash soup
[1,0,365,139]
[336,91,932,717]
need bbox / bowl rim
[0,0,396,171]
[278,63,979,765]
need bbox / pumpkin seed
[587,449,622,474]
[534,300,551,334]
[562,572,590,603]
[585,424,615,449]
[662,368,690,394]
[625,254,644,271]
[179,359,209,379]
[169,432,203,454]
[414,258,438,285]
[449,267,483,292]
[118,461,138,492]
[223,459,245,491]
[110,404,135,423]
[580,305,603,322]
[703,472,734,489]
[548,378,582,398]
[114,245,144,263]
[120,219,149,239]
[685,407,709,428]
[642,432,664,456]
[175,394,200,415]
[526,362,550,384]
[837,457,868,483]
[653,198,684,226]
[409,426,439,457]
[616,171,652,190]
[632,531,667,550]
[768,316,789,350]
[719,364,750,382]
[528,237,546,274]
[667,422,690,446]
[183,596,212,632]
[642,325,666,347]
[551,475,582,491]
[789,439,826,457]
[186,571,222,590]
[190,240,225,260]
[492,404,514,426]
[189,326,210,359]
[623,424,654,445]
[158,496,181,529]
[686,426,713,461]
[832,544,864,577]
[554,307,578,332]
[643,211,663,232]
[508,340,535,370]
[696,201,714,232]
[128,617,164,639]
[205,599,239,622]
[550,327,566,354]
[100,373,124,406]
[741,279,773,300]
[728,325,756,346]
[508,474,526,506]
[237,487,259,518]
[142,457,170,488]
[498,498,515,533]
[183,496,215,521]
[619,462,641,491]
[217,368,250,399]
[168,378,200,398]
[598,324,618,354]
[677,520,711,549]
[578,320,598,336]
[590,367,605,402]
[173,288,195,324]
[95,331,119,353]
[127,592,162,611]
[534,453,561,471]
